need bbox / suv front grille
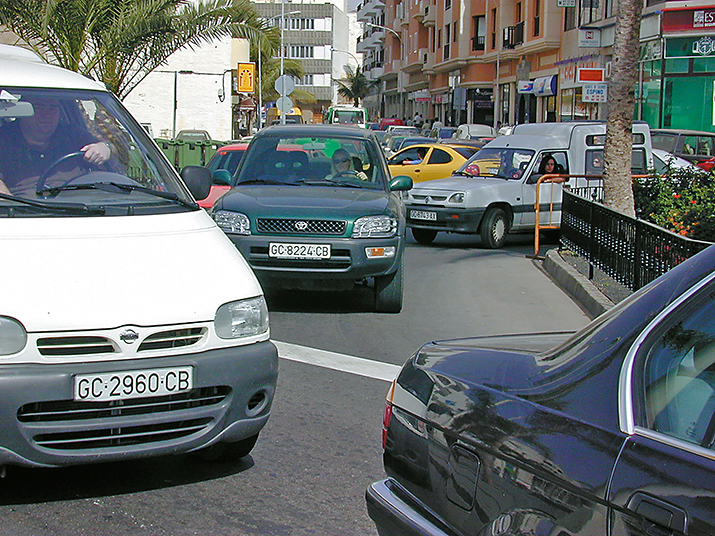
[257,218,346,235]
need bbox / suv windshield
[236,135,388,190]
[0,87,196,216]
[458,147,535,180]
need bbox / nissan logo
[120,329,140,344]
[295,221,309,231]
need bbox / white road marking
[274,340,400,382]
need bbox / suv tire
[375,260,403,313]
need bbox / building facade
[357,0,715,134]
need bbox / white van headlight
[215,297,269,339]
[0,317,27,355]
[213,210,251,235]
[352,215,397,238]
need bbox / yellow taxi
[387,143,478,183]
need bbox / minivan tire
[480,207,510,249]
[412,228,437,245]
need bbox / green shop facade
[638,5,715,133]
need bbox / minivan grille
[257,218,346,235]
[37,336,117,356]
[138,328,205,351]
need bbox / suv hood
[219,185,391,218]
[1,211,262,332]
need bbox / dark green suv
[211,124,413,313]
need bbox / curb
[540,249,614,318]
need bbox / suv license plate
[410,210,437,221]
[269,243,331,259]
[74,366,193,402]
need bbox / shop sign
[534,75,557,96]
[663,7,715,33]
[579,29,601,48]
[577,68,605,83]
[412,90,431,102]
[518,81,534,94]
[666,36,715,57]
[557,0,576,6]
[582,83,607,102]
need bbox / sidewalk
[540,248,633,318]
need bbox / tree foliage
[334,64,377,107]
[0,0,278,100]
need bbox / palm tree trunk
[603,0,643,218]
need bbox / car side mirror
[212,169,233,186]
[181,165,212,201]
[389,175,413,191]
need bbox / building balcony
[357,0,386,20]
[366,65,384,79]
[357,29,385,52]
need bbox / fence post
[588,197,595,280]
[634,219,643,290]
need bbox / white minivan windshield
[0,87,196,216]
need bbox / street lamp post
[330,47,361,106]
[364,22,404,120]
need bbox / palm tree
[334,65,377,107]
[0,0,279,100]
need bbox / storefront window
[693,57,715,73]
[663,77,714,131]
[665,58,690,74]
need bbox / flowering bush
[633,166,715,242]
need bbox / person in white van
[0,95,111,195]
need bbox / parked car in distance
[202,142,249,208]
[651,128,715,165]
[385,125,422,136]
[367,243,715,536]
[453,123,496,142]
[388,143,479,184]
[175,129,212,142]
[652,148,707,175]
[210,124,413,313]
[0,44,277,469]
[428,126,458,140]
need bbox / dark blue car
[367,244,715,535]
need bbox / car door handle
[627,492,687,535]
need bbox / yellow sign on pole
[237,62,255,93]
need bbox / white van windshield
[458,147,535,180]
[0,87,196,216]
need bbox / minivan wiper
[0,192,105,214]
[37,182,198,209]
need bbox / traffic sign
[275,75,295,96]
[276,96,294,113]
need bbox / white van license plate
[269,243,331,259]
[74,366,193,402]
[410,210,437,221]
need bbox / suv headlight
[215,297,269,339]
[0,316,27,355]
[213,210,251,235]
[352,215,398,238]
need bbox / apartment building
[254,0,355,122]
[358,0,715,133]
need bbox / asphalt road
[0,233,591,536]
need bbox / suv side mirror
[389,175,413,191]
[181,165,212,201]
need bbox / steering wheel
[333,170,360,180]
[35,151,99,195]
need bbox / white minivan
[0,45,278,470]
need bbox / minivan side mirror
[181,165,212,201]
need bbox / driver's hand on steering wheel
[81,141,111,165]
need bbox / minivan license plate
[74,366,193,402]
[410,210,437,221]
[269,243,331,259]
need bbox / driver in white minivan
[0,96,111,195]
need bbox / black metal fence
[560,188,712,291]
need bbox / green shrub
[633,166,715,242]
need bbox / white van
[405,121,653,248]
[0,45,277,469]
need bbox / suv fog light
[366,246,396,258]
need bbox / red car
[202,142,248,208]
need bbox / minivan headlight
[352,215,398,238]
[213,210,251,235]
[448,192,465,203]
[215,297,269,339]
[0,317,27,355]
